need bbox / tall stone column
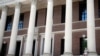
[42,0,53,56]
[0,6,7,52]
[7,3,21,56]
[61,0,73,56]
[87,0,97,56]
[23,0,37,56]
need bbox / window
[35,11,38,27]
[51,39,53,54]
[61,5,66,23]
[45,9,47,25]
[81,9,87,21]
[5,15,13,31]
[79,0,87,21]
[18,13,24,29]
[98,0,100,17]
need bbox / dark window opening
[18,13,24,29]
[0,43,7,56]
[5,15,13,31]
[80,37,87,55]
[45,9,47,25]
[61,5,66,23]
[15,41,21,56]
[32,40,36,56]
[51,39,52,53]
[42,38,45,54]
[98,0,100,17]
[80,38,84,55]
[35,11,38,27]
[79,0,87,21]
[60,39,64,55]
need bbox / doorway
[0,42,7,56]
[80,37,87,55]
[60,39,64,55]
[32,40,36,56]
[15,41,21,56]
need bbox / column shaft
[24,0,37,55]
[43,0,53,54]
[64,0,72,54]
[87,0,97,55]
[8,3,21,55]
[0,6,7,51]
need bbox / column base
[88,52,98,56]
[23,54,32,56]
[40,53,52,56]
[7,54,14,56]
[61,52,73,56]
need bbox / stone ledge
[40,53,52,56]
[61,52,73,56]
[22,54,33,56]
[7,54,14,56]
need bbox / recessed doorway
[0,42,7,56]
[15,41,21,56]
[80,37,87,55]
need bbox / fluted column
[87,0,97,56]
[42,0,53,56]
[0,6,7,52]
[7,3,21,56]
[23,0,37,56]
[61,0,73,56]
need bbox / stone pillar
[87,0,97,56]
[23,0,37,56]
[61,0,73,56]
[7,3,21,56]
[42,0,53,56]
[0,6,7,52]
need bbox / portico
[0,0,99,56]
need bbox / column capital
[1,6,8,12]
[14,2,21,8]
[1,5,8,9]
[31,0,37,4]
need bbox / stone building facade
[0,0,100,56]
